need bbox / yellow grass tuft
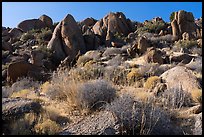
[34,119,60,135]
[144,76,160,89]
[11,89,30,98]
[127,68,142,81]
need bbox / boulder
[60,111,119,135]
[17,19,46,32]
[93,12,132,46]
[48,14,86,65]
[137,36,151,55]
[8,28,23,38]
[30,50,45,67]
[61,14,86,56]
[83,28,99,51]
[39,14,53,28]
[2,41,12,52]
[171,10,196,39]
[160,66,201,103]
[144,48,164,64]
[47,21,66,62]
[7,61,44,83]
[2,97,41,121]
[193,113,202,135]
[80,17,97,27]
[169,52,196,64]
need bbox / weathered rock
[7,61,44,83]
[60,111,119,135]
[17,19,46,32]
[171,10,196,39]
[193,113,202,135]
[182,32,190,41]
[171,19,179,39]
[197,39,202,47]
[48,14,86,64]
[83,28,99,51]
[137,36,151,55]
[93,12,132,46]
[144,48,164,64]
[2,41,12,52]
[8,28,23,38]
[80,17,97,27]
[2,97,41,121]
[61,14,86,56]
[2,35,11,42]
[170,52,196,64]
[160,66,201,103]
[39,14,53,28]
[102,47,122,57]
[84,50,102,60]
[47,21,66,62]
[30,50,44,67]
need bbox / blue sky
[2,2,202,28]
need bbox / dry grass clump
[11,89,31,98]
[144,76,160,89]
[34,119,60,135]
[127,68,142,84]
[44,69,116,114]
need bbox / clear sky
[2,2,202,28]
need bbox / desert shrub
[137,21,166,34]
[35,44,53,58]
[34,119,60,135]
[11,77,40,94]
[46,69,116,113]
[155,87,193,109]
[74,79,116,111]
[169,12,175,22]
[113,32,127,43]
[149,34,176,43]
[144,76,160,89]
[76,55,93,67]
[20,32,35,41]
[37,28,52,41]
[105,93,179,135]
[103,66,130,86]
[174,40,198,49]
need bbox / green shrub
[170,12,175,22]
[20,32,35,41]
[137,21,166,34]
[37,28,52,41]
[175,40,198,49]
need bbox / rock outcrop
[17,19,46,32]
[39,14,53,28]
[47,14,86,65]
[93,12,133,46]
[171,10,196,39]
